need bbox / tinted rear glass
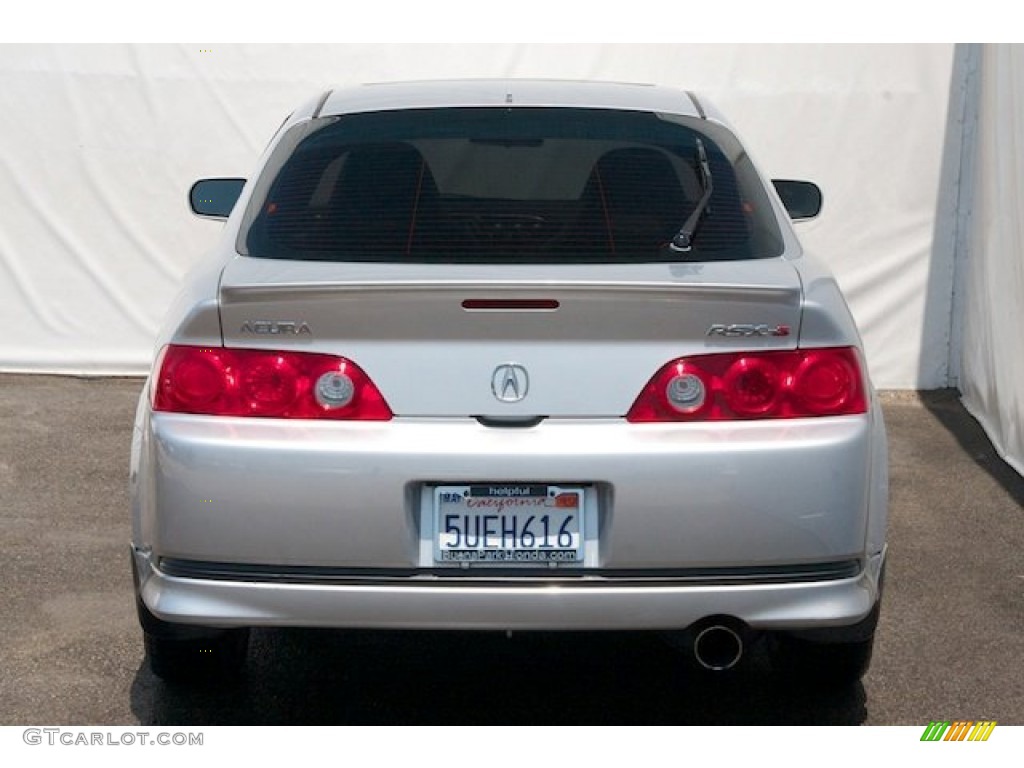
[240,108,784,263]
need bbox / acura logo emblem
[491,364,529,403]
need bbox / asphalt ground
[0,375,1021,725]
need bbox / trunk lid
[218,258,803,418]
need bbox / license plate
[433,484,584,565]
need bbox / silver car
[130,80,888,686]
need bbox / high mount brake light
[626,347,867,422]
[152,345,393,420]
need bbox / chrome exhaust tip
[693,623,744,671]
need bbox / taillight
[152,345,392,420]
[626,347,867,422]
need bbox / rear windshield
[239,108,784,263]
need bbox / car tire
[137,598,249,684]
[777,597,880,687]
[777,634,875,688]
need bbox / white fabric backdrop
[959,44,1024,476]
[0,44,959,387]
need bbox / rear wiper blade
[670,138,713,252]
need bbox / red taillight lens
[722,356,784,416]
[626,347,867,422]
[791,350,861,415]
[153,345,393,420]
[240,355,300,416]
[168,349,229,408]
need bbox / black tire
[777,597,880,687]
[137,598,249,684]
[144,630,250,683]
[777,634,875,688]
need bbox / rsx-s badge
[240,320,312,336]
[491,364,529,403]
[707,323,791,338]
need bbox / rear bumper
[133,412,879,569]
[132,407,887,632]
[133,546,886,632]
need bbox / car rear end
[131,81,887,683]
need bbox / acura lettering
[239,320,312,336]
